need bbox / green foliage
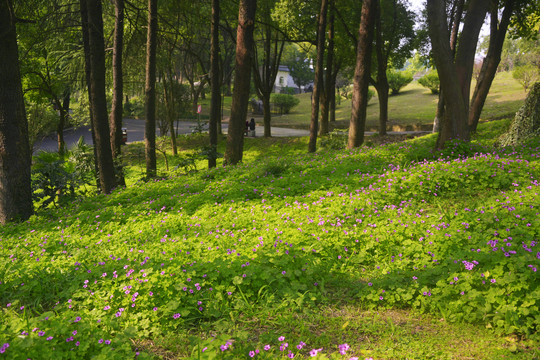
[271,93,300,114]
[387,70,413,95]
[319,129,348,150]
[26,102,57,152]
[2,118,540,358]
[512,65,540,91]
[31,138,95,209]
[418,70,440,94]
[123,96,145,119]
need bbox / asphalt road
[34,118,310,153]
[34,118,430,153]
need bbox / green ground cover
[1,116,539,359]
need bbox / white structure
[274,65,299,93]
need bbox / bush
[418,70,440,94]
[32,138,95,209]
[512,65,540,91]
[387,70,413,94]
[270,93,300,114]
[346,88,375,103]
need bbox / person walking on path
[249,118,256,137]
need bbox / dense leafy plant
[387,70,413,95]
[418,70,440,94]
[271,93,300,114]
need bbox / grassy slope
[1,116,539,359]
[199,71,526,131]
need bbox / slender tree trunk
[262,93,271,137]
[224,0,257,165]
[110,0,124,158]
[56,97,67,156]
[376,81,389,135]
[84,0,117,193]
[209,0,221,168]
[469,0,514,132]
[319,89,328,135]
[145,0,158,178]
[308,0,328,152]
[319,0,334,136]
[0,0,33,223]
[330,61,340,122]
[374,0,388,136]
[110,0,125,186]
[347,0,376,149]
[80,0,100,190]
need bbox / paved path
[34,118,430,152]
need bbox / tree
[80,0,117,193]
[0,0,33,223]
[282,44,314,93]
[426,0,488,148]
[319,0,334,136]
[371,0,415,135]
[145,0,158,178]
[469,0,537,132]
[224,0,257,165]
[209,0,221,168]
[110,0,125,185]
[347,0,376,148]
[308,0,328,153]
[252,0,286,138]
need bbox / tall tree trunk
[0,0,33,223]
[224,0,257,165]
[427,0,487,149]
[209,0,221,168]
[374,0,388,136]
[110,0,125,186]
[84,0,117,193]
[145,0,158,178]
[347,0,376,149]
[80,0,100,190]
[56,94,68,156]
[469,0,514,132]
[319,0,334,136]
[330,61,340,122]
[308,0,328,153]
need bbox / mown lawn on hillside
[1,117,539,359]
[198,71,526,132]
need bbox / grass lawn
[199,71,526,133]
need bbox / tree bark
[209,0,221,168]
[80,0,100,190]
[0,0,33,223]
[347,0,376,149]
[308,0,328,153]
[84,0,117,193]
[374,0,388,136]
[145,0,158,178]
[110,0,125,186]
[469,0,514,132]
[224,0,257,165]
[319,0,334,136]
[110,0,124,159]
[427,0,487,148]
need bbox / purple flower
[249,350,255,357]
[278,336,285,342]
[173,313,181,319]
[310,348,322,357]
[264,345,271,351]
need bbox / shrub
[346,88,375,103]
[512,65,539,91]
[270,93,300,114]
[418,70,440,94]
[387,69,413,94]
